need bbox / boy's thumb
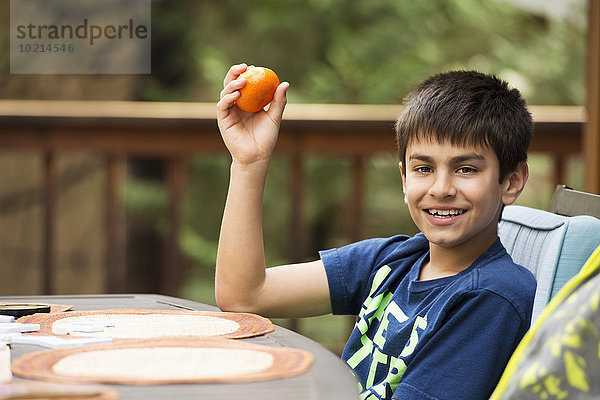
[267,82,289,119]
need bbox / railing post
[106,154,127,293]
[42,150,56,295]
[350,155,365,242]
[585,0,600,193]
[290,150,305,264]
[551,153,567,190]
[161,156,187,296]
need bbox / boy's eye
[457,166,477,174]
[415,166,432,173]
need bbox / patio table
[0,293,359,399]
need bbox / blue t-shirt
[320,233,536,400]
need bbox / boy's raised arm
[215,64,331,318]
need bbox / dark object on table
[0,303,51,318]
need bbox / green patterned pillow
[491,245,600,399]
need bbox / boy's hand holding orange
[235,66,280,112]
[217,64,288,166]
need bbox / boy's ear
[502,162,529,205]
[399,162,408,205]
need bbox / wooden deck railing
[0,101,587,295]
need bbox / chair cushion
[499,205,600,325]
[552,215,600,298]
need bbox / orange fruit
[236,66,280,112]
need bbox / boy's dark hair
[395,70,532,182]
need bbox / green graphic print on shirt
[344,265,428,399]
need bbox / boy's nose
[428,173,456,198]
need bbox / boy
[215,65,536,400]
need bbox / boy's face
[401,139,524,254]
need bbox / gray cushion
[499,205,600,325]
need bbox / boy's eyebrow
[408,153,486,164]
[408,154,435,163]
[449,153,486,164]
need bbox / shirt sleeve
[393,290,527,400]
[320,235,413,315]
[319,239,380,315]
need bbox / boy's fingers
[223,63,247,87]
[219,78,245,100]
[217,91,238,108]
[217,91,241,116]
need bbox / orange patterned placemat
[0,381,119,399]
[12,337,314,385]
[48,304,75,313]
[18,309,274,339]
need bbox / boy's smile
[401,139,525,276]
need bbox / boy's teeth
[429,209,463,216]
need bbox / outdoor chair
[548,184,600,219]
[498,185,600,325]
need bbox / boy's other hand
[217,63,289,167]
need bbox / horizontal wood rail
[0,101,587,295]
[0,101,586,153]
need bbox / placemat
[18,309,274,339]
[0,381,119,399]
[12,337,314,385]
[49,304,75,313]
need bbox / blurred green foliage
[144,0,585,105]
